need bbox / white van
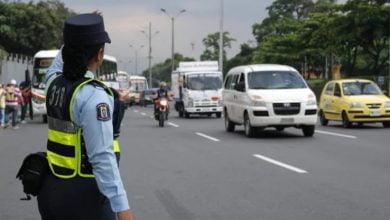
[223,64,318,137]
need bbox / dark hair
[62,44,104,81]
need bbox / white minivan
[223,64,318,137]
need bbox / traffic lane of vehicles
[124,108,390,219]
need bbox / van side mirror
[234,82,245,92]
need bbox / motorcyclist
[154,82,169,118]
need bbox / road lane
[1,106,390,219]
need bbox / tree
[225,43,256,75]
[200,32,235,61]
[0,0,74,56]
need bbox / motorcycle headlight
[384,101,390,108]
[160,100,168,106]
[350,102,363,108]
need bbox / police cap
[63,13,111,46]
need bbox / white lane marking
[150,116,154,119]
[133,109,139,113]
[253,154,308,174]
[141,112,147,116]
[315,130,356,139]
[168,122,180,128]
[196,132,220,142]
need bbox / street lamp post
[219,0,224,73]
[160,8,186,73]
[129,44,144,75]
[141,22,159,88]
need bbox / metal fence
[0,53,33,85]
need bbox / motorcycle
[155,98,169,127]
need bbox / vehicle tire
[159,112,164,127]
[342,111,352,128]
[319,110,328,126]
[302,125,315,137]
[224,110,235,132]
[276,126,285,131]
[216,112,222,118]
[42,114,48,124]
[383,122,390,128]
[184,112,190,118]
[244,113,256,138]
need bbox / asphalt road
[1,106,389,220]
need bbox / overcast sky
[59,0,275,74]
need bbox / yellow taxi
[319,79,390,128]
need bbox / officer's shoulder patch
[96,103,111,121]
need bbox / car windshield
[187,74,223,90]
[342,82,381,95]
[248,71,307,89]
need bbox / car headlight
[306,100,317,106]
[350,102,363,108]
[187,98,194,107]
[250,95,266,107]
[384,101,390,108]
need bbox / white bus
[128,75,148,104]
[32,50,119,122]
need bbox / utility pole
[130,44,144,75]
[219,0,224,73]
[142,23,159,88]
[161,8,186,73]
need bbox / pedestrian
[37,13,134,220]
[0,84,5,127]
[4,79,23,129]
[19,80,31,124]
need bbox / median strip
[315,130,357,139]
[196,132,220,142]
[253,154,308,174]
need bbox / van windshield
[342,82,381,95]
[187,73,223,90]
[248,71,307,89]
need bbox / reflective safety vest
[46,75,120,179]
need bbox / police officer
[38,13,134,220]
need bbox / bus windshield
[187,73,223,91]
[32,58,54,89]
[129,80,147,91]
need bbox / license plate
[370,110,381,117]
[280,118,294,124]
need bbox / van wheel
[319,110,328,126]
[342,111,352,128]
[302,125,315,137]
[224,110,235,132]
[216,112,222,118]
[383,122,390,128]
[244,113,256,138]
[184,112,190,118]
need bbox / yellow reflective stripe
[113,140,120,152]
[48,129,76,146]
[47,151,77,170]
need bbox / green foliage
[0,0,74,56]
[225,43,256,75]
[200,32,235,61]
[142,53,195,87]
[248,0,389,77]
